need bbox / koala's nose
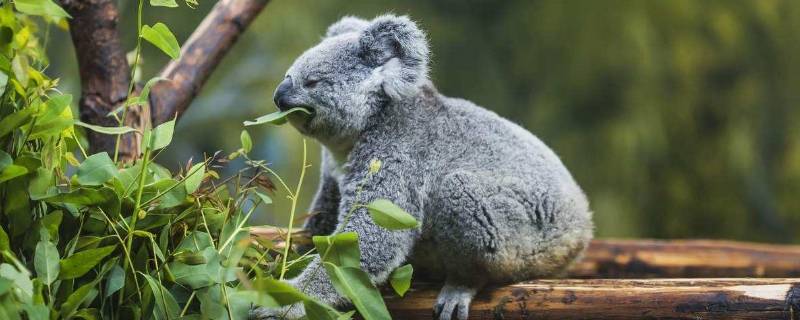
[273,76,293,111]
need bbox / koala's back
[398,86,593,283]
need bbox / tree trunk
[61,0,144,160]
[62,0,269,158]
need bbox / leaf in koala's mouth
[243,107,312,126]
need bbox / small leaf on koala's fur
[366,199,419,230]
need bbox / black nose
[273,76,293,110]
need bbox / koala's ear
[326,16,369,38]
[359,14,430,100]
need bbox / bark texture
[61,0,144,160]
[63,0,269,157]
[150,0,270,125]
[385,279,800,319]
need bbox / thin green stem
[279,139,308,280]
[119,147,150,304]
[114,0,144,162]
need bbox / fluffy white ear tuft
[326,16,369,38]
[359,14,430,100]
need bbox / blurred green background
[46,0,800,243]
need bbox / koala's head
[273,14,429,149]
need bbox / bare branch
[150,0,270,125]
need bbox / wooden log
[572,239,800,278]
[250,227,800,278]
[385,278,800,319]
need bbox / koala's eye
[303,79,321,89]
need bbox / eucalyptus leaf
[34,240,59,285]
[323,263,391,320]
[141,23,181,59]
[60,281,95,318]
[304,298,344,320]
[312,232,360,268]
[150,0,178,7]
[240,130,252,153]
[141,273,181,320]
[142,120,175,151]
[74,121,136,135]
[14,0,70,18]
[0,164,28,183]
[255,191,272,205]
[0,150,11,172]
[389,264,413,297]
[28,167,56,200]
[184,162,205,194]
[366,199,419,230]
[59,245,117,280]
[243,107,312,126]
[104,265,125,298]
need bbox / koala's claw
[433,284,477,320]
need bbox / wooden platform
[251,228,800,318]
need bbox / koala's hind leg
[434,282,482,320]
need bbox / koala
[252,14,593,320]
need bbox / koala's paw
[249,303,305,320]
[433,284,477,320]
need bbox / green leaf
[240,130,252,153]
[0,164,27,183]
[312,232,360,268]
[255,191,272,205]
[74,121,136,135]
[366,199,419,230]
[104,265,124,298]
[231,290,281,309]
[77,152,118,186]
[42,187,116,206]
[142,120,175,151]
[0,150,11,172]
[28,167,56,200]
[150,0,178,7]
[0,107,36,139]
[141,273,180,320]
[34,240,59,285]
[141,23,180,59]
[184,162,205,194]
[304,298,345,320]
[59,280,95,318]
[389,264,413,297]
[0,225,10,251]
[243,107,312,126]
[323,263,391,320]
[129,77,169,107]
[0,263,32,298]
[256,277,307,306]
[59,245,117,279]
[14,0,70,18]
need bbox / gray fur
[253,14,593,320]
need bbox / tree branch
[149,0,269,125]
[60,0,145,160]
[385,279,800,319]
[251,228,800,278]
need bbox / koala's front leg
[255,169,422,319]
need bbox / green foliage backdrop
[45,0,800,243]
